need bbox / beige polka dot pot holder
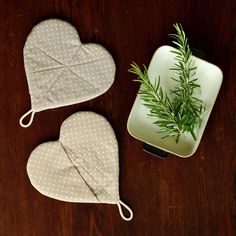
[19,19,115,127]
[27,111,133,220]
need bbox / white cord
[19,109,36,128]
[117,200,133,221]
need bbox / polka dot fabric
[26,112,133,221]
[20,19,115,127]
[27,112,119,204]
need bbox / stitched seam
[59,141,100,202]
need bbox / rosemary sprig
[128,23,205,143]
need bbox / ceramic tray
[127,45,223,158]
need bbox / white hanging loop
[117,200,133,221]
[19,109,36,128]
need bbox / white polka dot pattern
[23,19,115,112]
[27,112,120,204]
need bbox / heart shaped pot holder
[20,19,115,127]
[27,112,133,221]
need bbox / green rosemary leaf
[128,23,205,142]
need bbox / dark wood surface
[0,0,235,235]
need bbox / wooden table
[0,1,235,235]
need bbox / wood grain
[0,0,235,235]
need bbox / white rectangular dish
[127,45,223,158]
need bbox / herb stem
[129,23,205,142]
